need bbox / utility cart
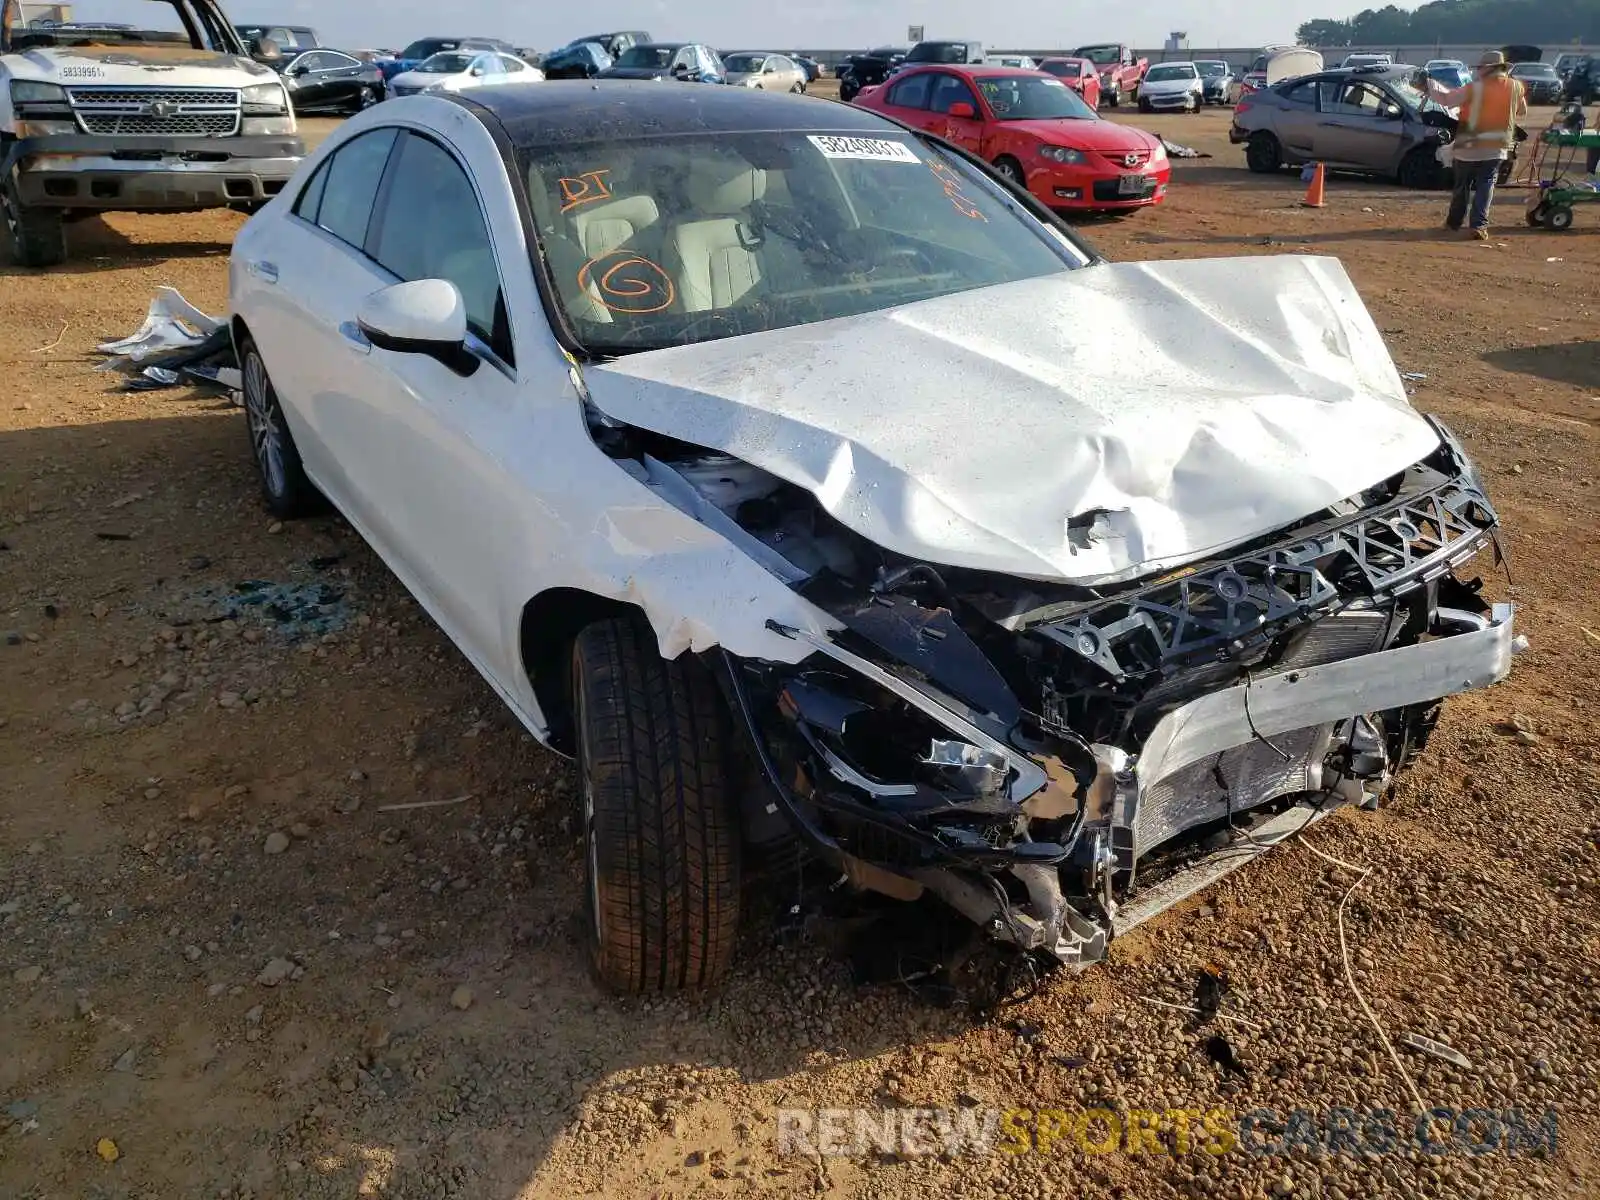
[1526,126,1600,231]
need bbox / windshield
[976,75,1097,119]
[522,131,1082,355]
[1145,65,1197,81]
[418,53,474,73]
[1196,61,1226,76]
[1041,60,1082,77]
[1076,45,1119,65]
[722,54,765,72]
[907,42,970,64]
[400,39,460,59]
[1385,76,1446,112]
[616,45,677,68]
[5,0,223,49]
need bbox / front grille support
[66,87,242,138]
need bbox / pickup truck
[1073,42,1148,107]
[1,0,303,268]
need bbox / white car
[1138,61,1205,111]
[229,83,1517,995]
[386,50,541,97]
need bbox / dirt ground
[2,103,1598,1200]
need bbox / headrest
[686,161,768,215]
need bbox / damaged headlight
[10,81,67,104]
[241,82,291,114]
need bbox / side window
[1282,80,1319,106]
[292,158,329,222]
[312,128,398,248]
[370,133,511,363]
[298,52,329,72]
[325,52,358,70]
[499,55,525,73]
[887,73,933,110]
[929,73,979,114]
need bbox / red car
[1037,57,1102,108]
[853,66,1169,213]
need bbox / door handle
[248,259,279,284]
[338,321,371,353]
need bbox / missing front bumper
[918,602,1518,966]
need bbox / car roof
[459,79,903,142]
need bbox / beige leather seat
[570,195,661,259]
[671,162,768,312]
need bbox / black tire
[572,618,740,994]
[1546,206,1575,231]
[2,174,66,268]
[1107,87,1121,108]
[840,80,859,103]
[1397,146,1439,190]
[1138,97,1151,113]
[239,333,322,519]
[791,82,804,94]
[992,155,1026,188]
[1526,202,1547,227]
[1245,132,1283,174]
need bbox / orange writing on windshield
[578,252,676,314]
[559,170,614,213]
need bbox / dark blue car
[542,40,613,80]
[597,42,725,84]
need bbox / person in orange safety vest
[1424,50,1527,239]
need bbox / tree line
[1297,0,1598,48]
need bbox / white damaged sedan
[229,83,1518,994]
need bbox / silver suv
[1229,65,1515,189]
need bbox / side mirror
[290,62,310,75]
[470,65,485,76]
[948,101,976,119]
[357,280,479,377]
[1382,103,1403,119]
[671,62,688,74]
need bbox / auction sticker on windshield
[808,135,921,163]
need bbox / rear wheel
[572,618,741,994]
[1526,201,1548,226]
[1245,132,1283,174]
[1,174,66,268]
[1546,205,1575,231]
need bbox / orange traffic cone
[1302,162,1327,208]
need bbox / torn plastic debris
[99,287,239,400]
[1160,136,1209,159]
[98,286,221,363]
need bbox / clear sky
[217,0,1382,51]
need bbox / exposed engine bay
[593,409,1518,968]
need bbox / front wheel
[1,174,66,268]
[1138,98,1152,113]
[992,155,1026,189]
[1546,206,1575,231]
[239,333,322,519]
[1397,145,1440,190]
[572,618,741,994]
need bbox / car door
[879,71,935,131]
[238,126,400,528]
[316,51,364,107]
[1315,79,1402,166]
[1270,77,1322,159]
[333,129,525,668]
[496,55,530,84]
[288,51,336,108]
[927,73,985,152]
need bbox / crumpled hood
[5,44,273,85]
[584,255,1442,585]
